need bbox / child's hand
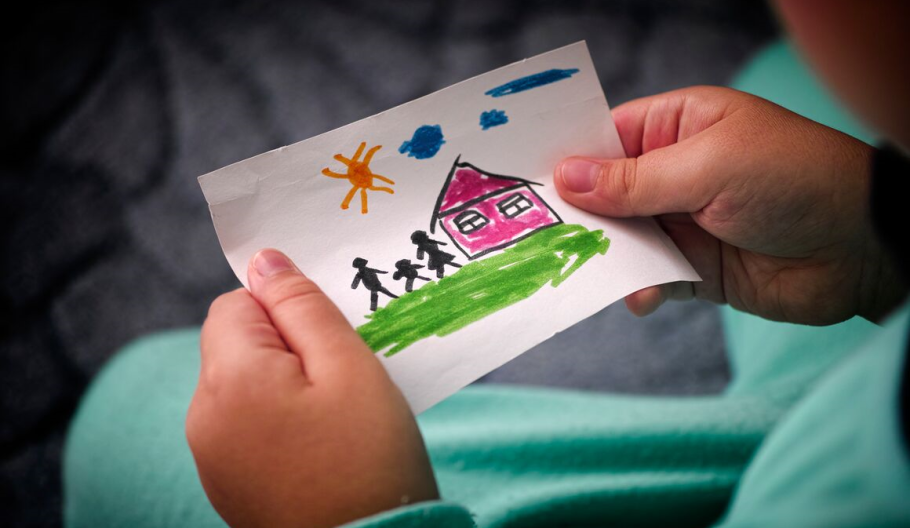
[556,86,906,325]
[186,249,439,528]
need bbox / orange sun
[321,142,395,214]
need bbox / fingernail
[560,159,600,193]
[251,249,296,278]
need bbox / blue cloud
[480,109,509,130]
[399,125,446,160]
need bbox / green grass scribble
[357,223,610,356]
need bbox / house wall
[439,186,560,258]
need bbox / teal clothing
[719,309,910,528]
[64,42,910,527]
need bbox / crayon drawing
[399,125,446,159]
[351,258,398,312]
[200,42,700,413]
[393,259,430,292]
[358,223,609,356]
[430,158,563,259]
[480,109,509,130]
[322,142,395,214]
[355,157,610,356]
[410,230,462,278]
[485,68,580,97]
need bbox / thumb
[554,139,722,218]
[247,248,374,378]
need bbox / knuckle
[245,319,282,344]
[201,361,246,396]
[618,158,639,202]
[595,159,638,213]
[201,289,248,344]
[690,85,738,102]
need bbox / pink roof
[438,168,523,213]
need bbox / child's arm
[187,249,439,528]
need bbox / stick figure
[351,258,398,312]
[393,259,431,292]
[410,230,462,279]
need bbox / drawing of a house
[430,158,563,259]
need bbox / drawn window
[454,210,489,234]
[497,193,534,218]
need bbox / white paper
[199,42,700,413]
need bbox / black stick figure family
[351,230,462,311]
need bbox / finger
[611,92,685,158]
[554,87,743,218]
[624,286,664,317]
[554,138,720,218]
[611,86,741,157]
[247,249,374,379]
[200,288,304,384]
[656,214,727,305]
[624,281,696,317]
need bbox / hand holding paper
[187,249,438,528]
[554,86,894,325]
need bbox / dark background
[1,1,778,526]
